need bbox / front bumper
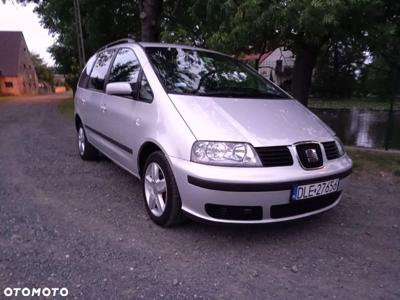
[170,154,353,224]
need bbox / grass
[58,97,74,119]
[346,147,400,176]
[309,97,400,111]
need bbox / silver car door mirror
[105,82,133,96]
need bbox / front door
[98,48,142,171]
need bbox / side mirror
[105,82,133,96]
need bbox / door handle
[100,104,107,113]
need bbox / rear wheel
[142,151,185,227]
[77,124,99,160]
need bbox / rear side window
[88,50,114,91]
[78,55,96,88]
[109,48,141,85]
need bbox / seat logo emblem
[305,148,319,163]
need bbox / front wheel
[77,124,99,160]
[142,151,185,227]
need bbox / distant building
[240,47,295,90]
[53,74,67,94]
[0,31,39,96]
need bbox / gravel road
[0,96,399,299]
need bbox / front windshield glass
[145,47,289,99]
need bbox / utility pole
[73,0,86,69]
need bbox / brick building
[0,31,38,96]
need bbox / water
[312,108,400,150]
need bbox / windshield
[145,47,289,99]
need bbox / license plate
[291,179,339,201]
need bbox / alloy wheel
[144,162,168,217]
[78,127,85,156]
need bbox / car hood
[168,94,335,147]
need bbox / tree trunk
[139,0,163,42]
[290,45,319,106]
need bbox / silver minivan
[74,38,352,227]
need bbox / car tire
[142,151,185,227]
[77,124,99,160]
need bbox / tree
[367,0,400,96]
[6,0,398,106]
[31,53,54,85]
[267,0,382,106]
[161,0,378,106]
[312,38,367,98]
[365,0,400,149]
[139,0,163,42]
[34,0,141,88]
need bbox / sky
[0,2,56,66]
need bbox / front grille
[296,143,323,169]
[322,141,341,160]
[205,204,263,221]
[255,146,293,167]
[270,191,341,219]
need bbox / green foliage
[365,0,400,97]
[357,58,393,97]
[162,0,277,55]
[31,52,54,85]
[34,0,141,88]
[4,0,398,103]
[312,39,367,98]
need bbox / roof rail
[97,37,136,52]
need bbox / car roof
[96,39,223,56]
[138,42,215,53]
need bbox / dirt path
[0,97,399,299]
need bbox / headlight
[334,137,345,156]
[191,141,262,167]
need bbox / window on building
[5,82,13,88]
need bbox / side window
[109,48,141,86]
[88,50,114,91]
[139,74,153,102]
[78,54,96,88]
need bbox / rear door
[98,48,142,170]
[84,49,115,148]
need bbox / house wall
[16,39,39,95]
[0,73,37,96]
[0,34,39,96]
[0,76,23,96]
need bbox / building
[0,31,38,96]
[53,74,67,94]
[241,47,295,90]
